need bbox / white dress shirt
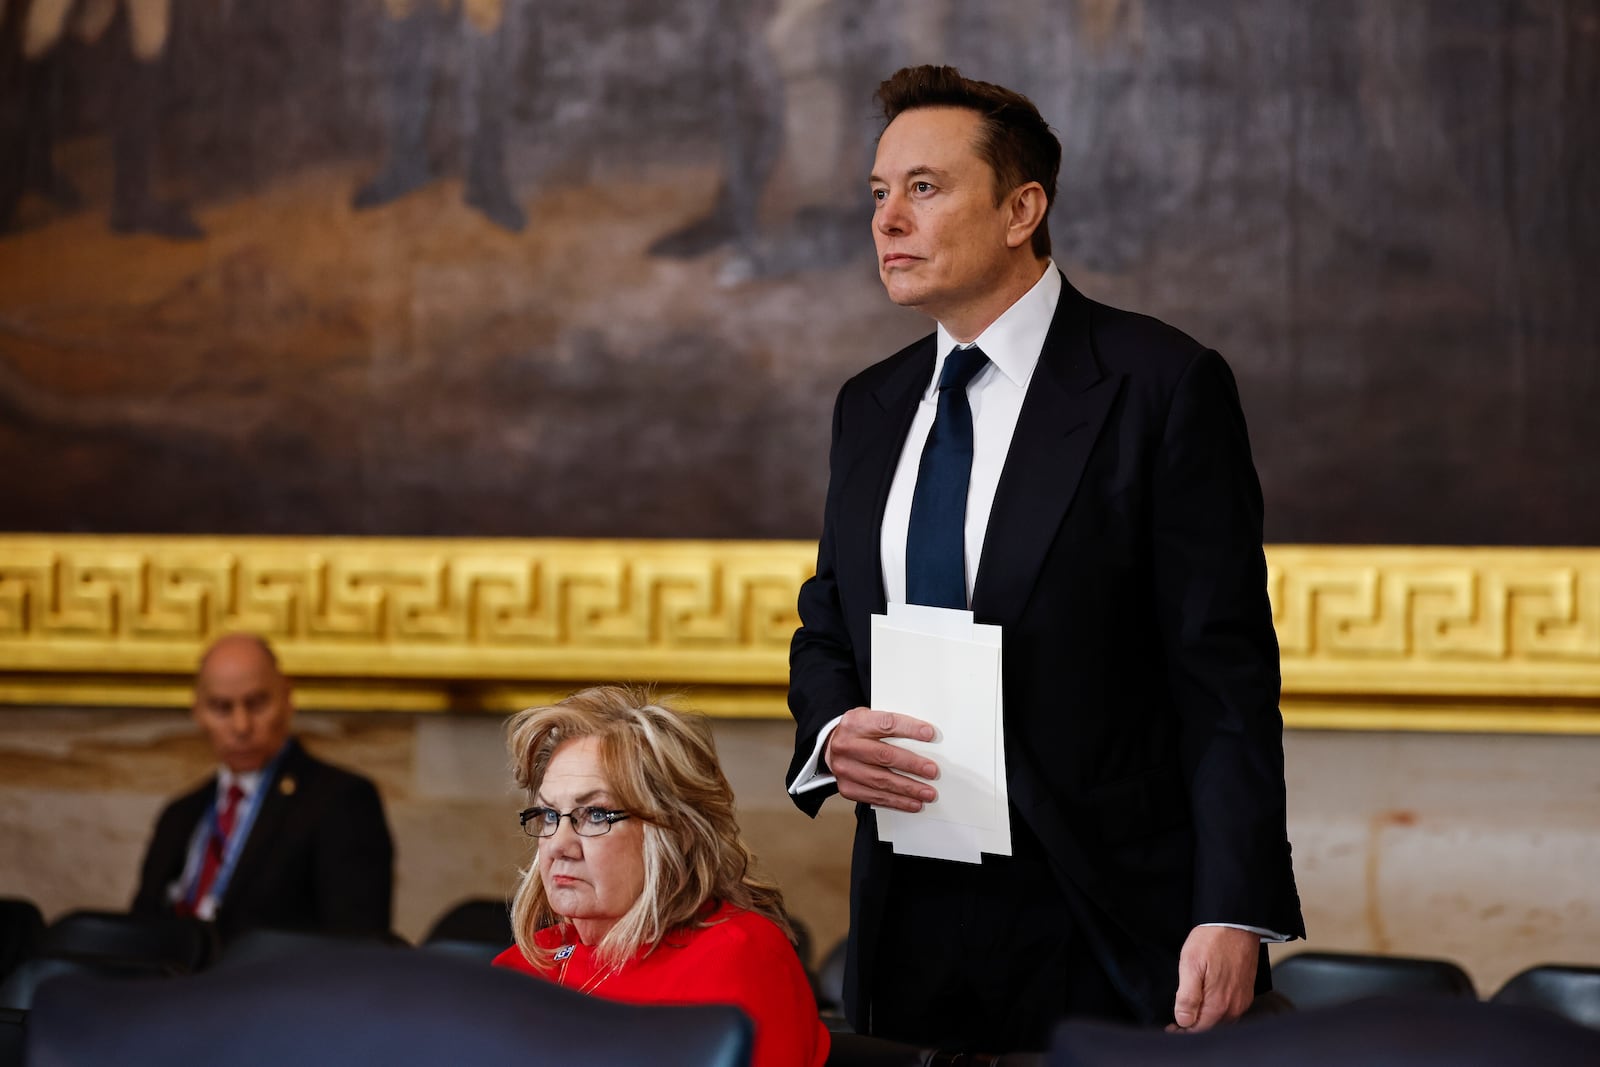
[218,766,266,805]
[178,766,266,920]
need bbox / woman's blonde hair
[507,685,792,969]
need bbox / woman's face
[535,736,647,944]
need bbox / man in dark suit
[787,65,1303,1052]
[133,633,394,943]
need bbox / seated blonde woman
[492,685,829,1067]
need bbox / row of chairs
[803,943,1600,1064]
[8,947,1599,1067]
[0,895,516,1010]
[1,895,520,1067]
[1270,950,1600,1028]
[15,944,757,1067]
[4,895,1597,1065]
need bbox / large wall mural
[1,0,1595,543]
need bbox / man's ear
[1003,182,1048,250]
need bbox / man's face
[870,106,1017,328]
[192,639,294,774]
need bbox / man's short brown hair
[876,65,1060,258]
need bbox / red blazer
[494,903,828,1067]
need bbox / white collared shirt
[878,265,1061,606]
[218,766,266,805]
[172,766,266,920]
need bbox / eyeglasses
[519,805,632,838]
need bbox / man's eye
[914,181,933,193]
[872,189,886,201]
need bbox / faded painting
[1,0,1595,543]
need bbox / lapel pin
[279,775,297,796]
[553,945,574,961]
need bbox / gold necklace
[556,945,622,995]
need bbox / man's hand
[1168,925,1259,1032]
[824,706,939,811]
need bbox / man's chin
[879,279,928,311]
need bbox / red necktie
[181,783,244,916]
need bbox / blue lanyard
[182,744,288,910]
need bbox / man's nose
[875,193,908,235]
[227,706,251,734]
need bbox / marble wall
[1,705,1595,991]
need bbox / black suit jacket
[788,273,1304,1026]
[133,737,394,943]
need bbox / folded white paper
[871,606,1009,863]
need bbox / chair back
[816,936,848,1015]
[422,898,513,950]
[0,956,171,1012]
[786,913,815,975]
[0,900,45,986]
[43,911,213,974]
[0,1006,24,1067]
[1047,996,1600,1066]
[26,944,753,1067]
[1492,964,1600,1028]
[417,938,505,964]
[1270,950,1475,1011]
[213,926,408,971]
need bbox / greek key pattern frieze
[1266,547,1600,696]
[0,537,816,682]
[3,538,1599,703]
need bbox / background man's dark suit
[788,273,1305,1029]
[133,737,395,942]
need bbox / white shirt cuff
[787,715,844,795]
[1200,922,1293,943]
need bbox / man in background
[133,633,394,942]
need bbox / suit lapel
[836,338,934,623]
[971,279,1122,624]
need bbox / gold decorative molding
[0,536,813,717]
[1267,546,1600,695]
[2,537,1598,731]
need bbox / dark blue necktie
[905,345,990,609]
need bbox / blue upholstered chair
[1047,996,1600,1066]
[1492,963,1600,1029]
[1268,950,1475,1011]
[27,944,752,1067]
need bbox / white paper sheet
[870,607,1009,862]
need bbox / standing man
[787,66,1303,1052]
[133,633,395,943]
